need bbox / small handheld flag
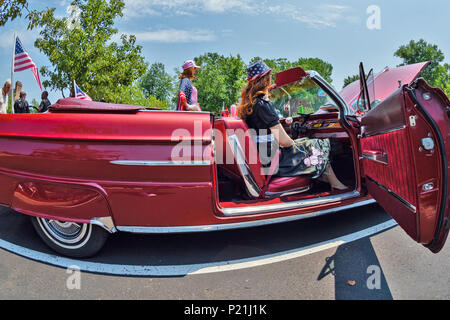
[74,81,92,101]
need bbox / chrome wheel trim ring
[37,218,92,250]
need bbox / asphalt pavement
[0,204,448,300]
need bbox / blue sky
[0,0,449,105]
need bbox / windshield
[270,76,338,118]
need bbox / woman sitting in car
[238,60,348,191]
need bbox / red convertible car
[0,62,448,258]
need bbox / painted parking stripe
[0,220,397,277]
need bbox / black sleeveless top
[244,95,280,167]
[245,95,280,132]
[244,95,331,178]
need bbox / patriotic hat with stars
[246,60,272,82]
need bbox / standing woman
[0,80,11,114]
[238,60,348,191]
[177,60,201,111]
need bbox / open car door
[358,67,450,253]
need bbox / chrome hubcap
[40,219,89,245]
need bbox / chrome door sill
[221,190,361,217]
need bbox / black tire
[31,217,109,258]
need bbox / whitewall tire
[31,217,109,258]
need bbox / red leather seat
[216,118,311,198]
[266,176,311,195]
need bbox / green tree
[0,0,52,29]
[343,74,359,88]
[395,39,450,96]
[34,0,163,107]
[30,98,39,113]
[112,83,168,109]
[434,64,450,96]
[192,52,246,114]
[140,62,174,103]
[295,58,333,83]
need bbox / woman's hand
[183,102,201,111]
[187,104,201,111]
[270,123,295,148]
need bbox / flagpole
[10,32,15,114]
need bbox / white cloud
[123,0,257,18]
[124,29,217,43]
[0,29,39,51]
[268,3,351,29]
[124,1,354,29]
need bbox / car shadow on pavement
[317,237,393,300]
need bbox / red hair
[238,73,272,120]
[178,67,196,80]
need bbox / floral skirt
[276,138,330,178]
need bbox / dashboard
[283,115,349,140]
[306,119,342,130]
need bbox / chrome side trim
[110,160,211,166]
[116,199,377,234]
[90,217,117,233]
[362,125,406,138]
[222,190,361,216]
[366,177,417,213]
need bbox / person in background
[0,80,11,114]
[177,60,201,111]
[14,91,30,114]
[14,81,22,102]
[38,91,51,113]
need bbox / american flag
[14,36,42,91]
[74,81,92,101]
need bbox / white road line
[0,220,397,277]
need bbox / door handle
[362,150,388,165]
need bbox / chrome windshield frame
[307,70,352,118]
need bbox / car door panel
[359,79,449,253]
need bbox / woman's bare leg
[320,164,347,190]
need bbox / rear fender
[11,180,115,232]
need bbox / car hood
[340,61,431,112]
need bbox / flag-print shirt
[178,78,198,110]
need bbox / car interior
[214,76,357,209]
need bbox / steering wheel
[291,114,310,140]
